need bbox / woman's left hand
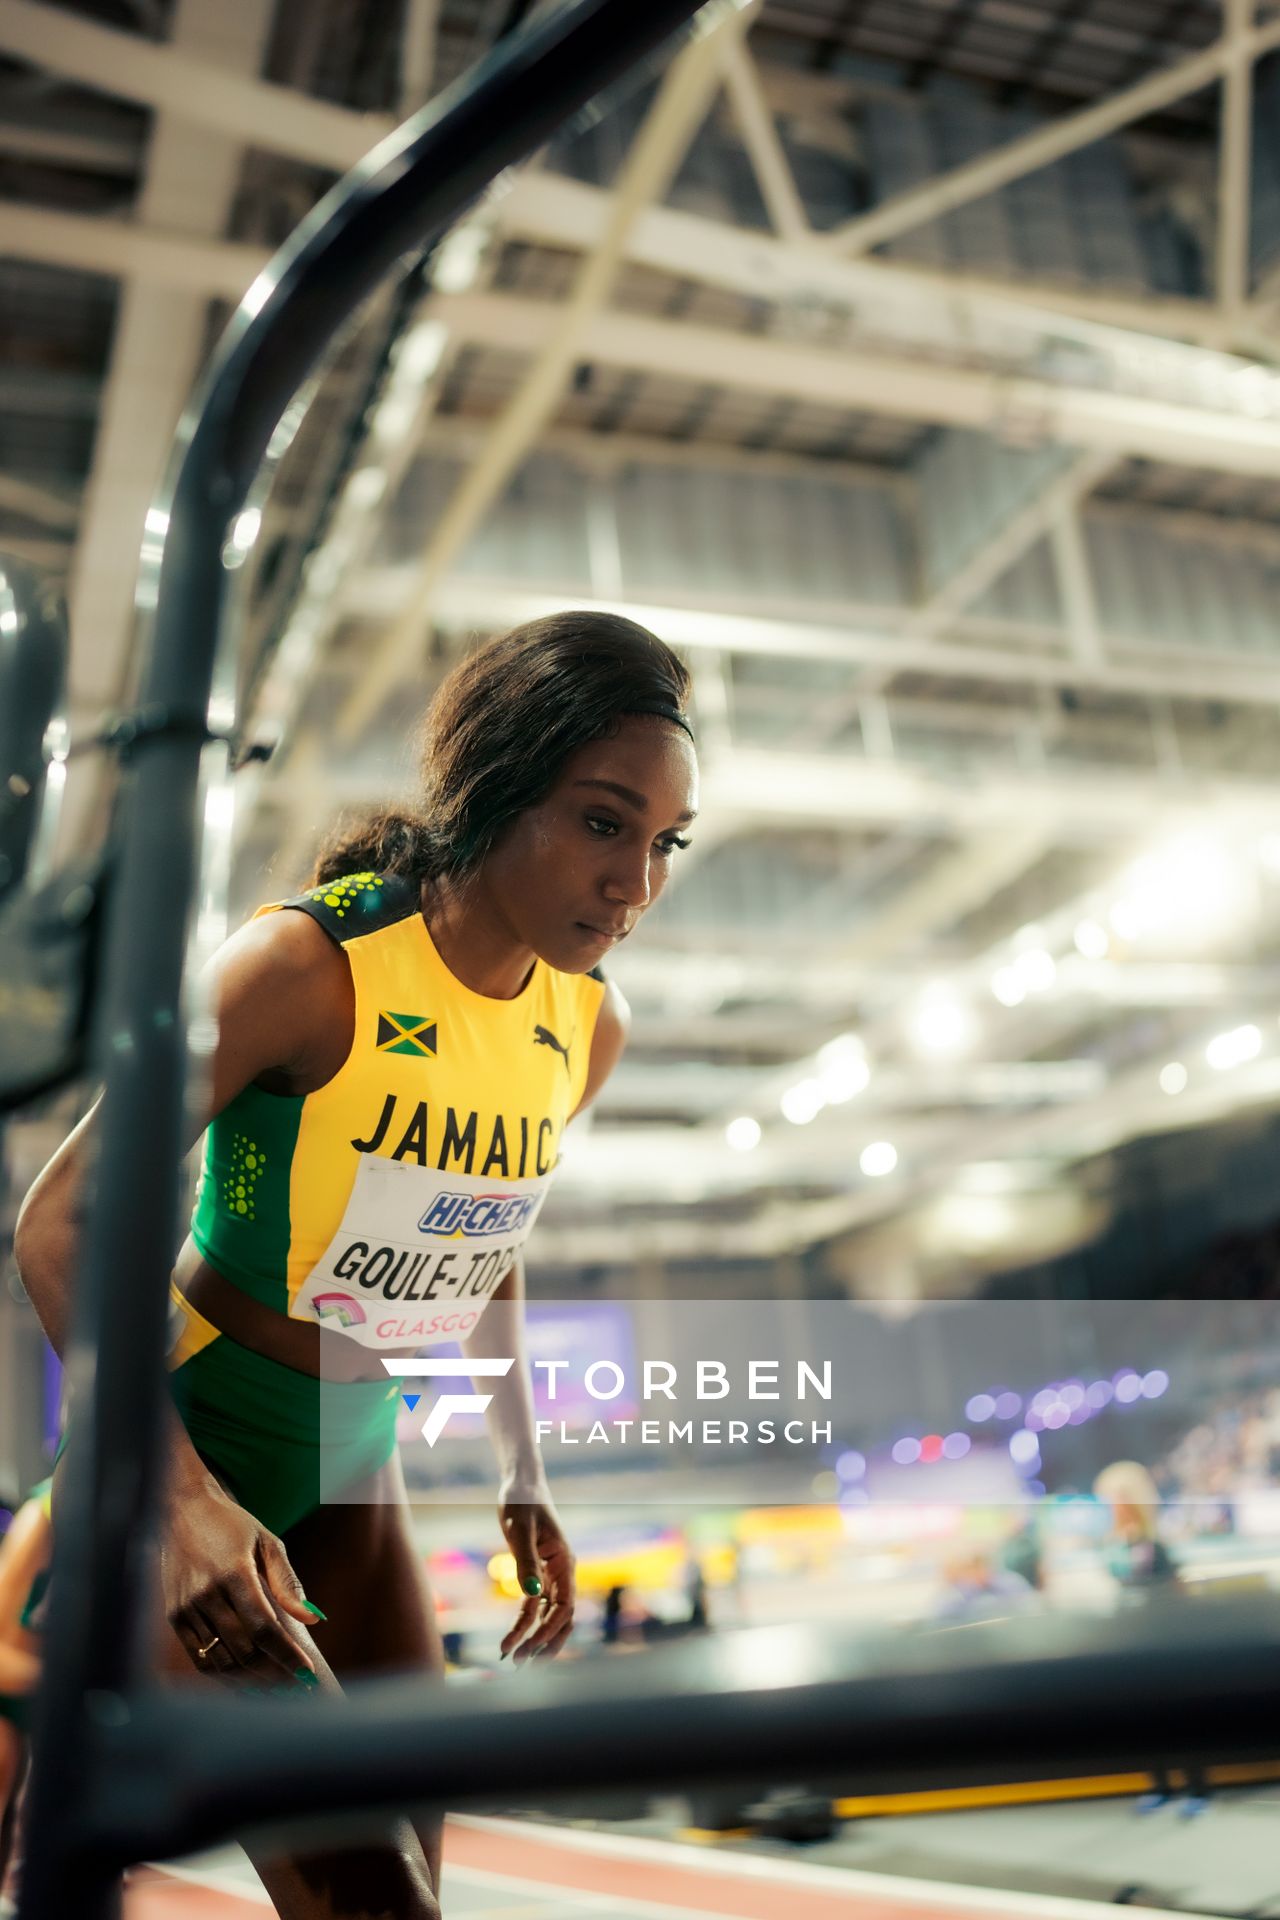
[497,1490,575,1664]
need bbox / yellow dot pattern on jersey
[223,1131,266,1221]
[306,871,384,921]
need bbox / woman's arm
[460,978,631,1485]
[12,907,350,1681]
[461,978,632,1660]
[462,1255,547,1504]
[12,907,340,1370]
[0,1500,49,1693]
[571,978,630,1117]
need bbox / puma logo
[533,1024,571,1071]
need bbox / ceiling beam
[56,0,276,860]
[500,165,1250,353]
[1217,0,1257,315]
[822,11,1280,259]
[1051,504,1105,669]
[720,39,808,240]
[425,287,1280,477]
[421,411,918,500]
[696,745,1280,841]
[1,145,1245,364]
[908,450,1118,642]
[824,829,1048,969]
[786,448,1118,752]
[0,199,270,298]
[329,2,759,751]
[400,0,441,111]
[0,0,391,170]
[0,475,79,532]
[339,574,1280,710]
[0,534,71,569]
[0,118,138,172]
[419,416,1280,564]
[271,706,1280,840]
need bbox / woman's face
[480,715,699,972]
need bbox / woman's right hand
[161,1482,320,1688]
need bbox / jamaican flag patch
[376,1011,437,1057]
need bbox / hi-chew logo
[385,1356,515,1445]
[419,1192,537,1238]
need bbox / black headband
[625,701,695,741]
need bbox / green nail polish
[302,1601,327,1621]
[294,1667,319,1689]
[522,1576,543,1597]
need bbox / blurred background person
[1094,1461,1206,1817]
[0,1481,52,1890]
[1094,1461,1181,1594]
[934,1544,1035,1624]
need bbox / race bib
[292,1155,553,1350]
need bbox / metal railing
[16,4,713,1910]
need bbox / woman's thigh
[0,1717,23,1813]
[282,1453,446,1887]
[282,1452,444,1683]
[144,1472,441,1917]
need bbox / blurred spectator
[935,1547,1034,1622]
[601,1584,626,1647]
[0,1482,51,1890]
[1094,1461,1181,1591]
[1093,1461,1207,1818]
[683,1558,710,1631]
[1000,1518,1044,1593]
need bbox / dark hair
[309,611,692,888]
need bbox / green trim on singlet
[191,1082,303,1312]
[187,872,418,1313]
[289,871,413,943]
[18,1569,48,1634]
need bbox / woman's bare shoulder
[202,904,353,1106]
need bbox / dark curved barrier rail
[17,5,713,1912]
[75,1600,1280,1868]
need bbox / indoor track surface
[123,1814,1197,1920]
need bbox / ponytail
[307,807,434,888]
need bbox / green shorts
[0,1693,31,1735]
[169,1332,405,1537]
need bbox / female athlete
[14,610,698,1920]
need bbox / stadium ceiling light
[990,965,1025,1007]
[1110,834,1252,950]
[860,1140,898,1178]
[1205,1023,1262,1070]
[1073,917,1110,959]
[909,989,975,1058]
[1014,947,1056,993]
[780,1078,824,1125]
[431,219,490,293]
[816,1033,870,1104]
